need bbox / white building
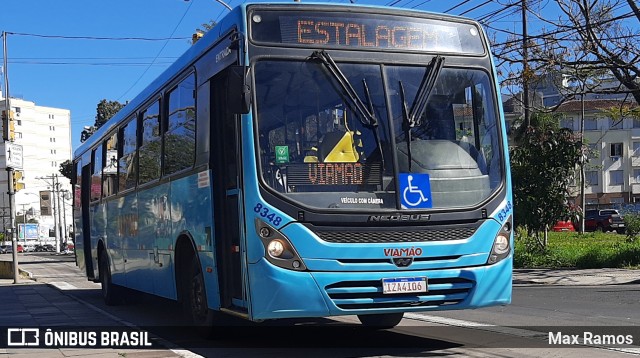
[0,90,72,243]
[557,99,640,207]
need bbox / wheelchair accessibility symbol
[399,173,432,209]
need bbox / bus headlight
[267,240,285,258]
[493,235,509,255]
[487,216,512,265]
[255,219,307,271]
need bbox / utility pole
[2,31,19,283]
[580,92,586,233]
[36,174,61,253]
[55,175,64,250]
[521,0,531,128]
[61,190,68,240]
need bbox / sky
[0,0,633,151]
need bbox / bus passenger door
[211,72,244,310]
[80,164,95,279]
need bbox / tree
[80,99,125,143]
[491,0,640,109]
[59,160,73,181]
[510,113,583,248]
[61,99,125,180]
[95,99,125,128]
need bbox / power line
[477,0,523,23]
[6,32,190,41]
[8,61,174,67]
[116,0,194,101]
[491,11,637,49]
[10,56,178,60]
[459,0,494,16]
[445,0,472,14]
[410,0,434,9]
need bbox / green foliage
[81,99,125,143]
[514,231,640,269]
[623,213,640,242]
[59,159,73,181]
[95,99,125,128]
[511,113,583,240]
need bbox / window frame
[118,115,139,193]
[610,142,623,157]
[138,98,163,186]
[90,145,104,202]
[102,132,119,198]
[586,170,599,186]
[609,169,624,185]
[163,72,197,176]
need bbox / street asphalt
[0,255,638,357]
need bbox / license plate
[382,277,427,294]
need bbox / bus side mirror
[227,65,251,114]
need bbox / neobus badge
[369,214,430,222]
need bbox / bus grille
[314,227,476,243]
[325,277,474,310]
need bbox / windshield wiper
[398,55,445,171]
[310,50,385,170]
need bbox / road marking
[170,349,205,358]
[48,281,77,290]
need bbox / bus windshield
[254,58,502,210]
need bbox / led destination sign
[286,162,382,186]
[251,10,485,54]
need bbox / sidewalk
[513,268,640,286]
[0,277,181,357]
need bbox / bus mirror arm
[228,65,251,114]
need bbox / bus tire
[186,258,215,333]
[357,313,404,329]
[99,249,122,306]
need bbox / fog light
[267,240,285,257]
[259,227,271,238]
[493,234,509,255]
[292,260,301,269]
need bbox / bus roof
[74,1,482,159]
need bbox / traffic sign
[4,142,23,169]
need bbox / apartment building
[0,90,72,241]
[558,99,640,207]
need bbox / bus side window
[139,100,161,184]
[119,117,138,192]
[102,133,118,197]
[164,73,196,175]
[90,146,103,202]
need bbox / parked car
[552,220,575,232]
[585,209,625,234]
[16,244,24,253]
[45,244,56,252]
[35,244,56,252]
[0,245,11,254]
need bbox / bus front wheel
[99,250,121,306]
[186,259,215,330]
[357,313,404,329]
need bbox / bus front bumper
[248,256,512,321]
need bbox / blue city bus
[73,1,513,329]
